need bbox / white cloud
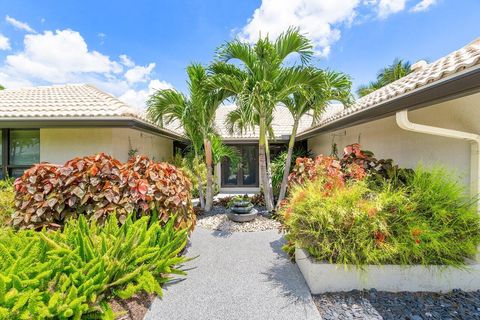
[5,15,36,33]
[238,0,435,56]
[119,79,173,110]
[239,0,360,57]
[124,63,156,84]
[410,0,437,12]
[119,54,135,67]
[0,28,172,110]
[377,0,407,18]
[0,34,10,50]
[3,29,122,83]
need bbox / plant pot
[231,204,254,214]
[227,208,258,222]
[232,200,251,208]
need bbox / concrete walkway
[145,227,320,320]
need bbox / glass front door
[221,145,258,187]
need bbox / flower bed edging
[295,248,480,294]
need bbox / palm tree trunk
[259,116,274,211]
[194,151,205,209]
[204,138,213,212]
[276,119,299,209]
[264,136,274,206]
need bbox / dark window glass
[242,145,257,186]
[9,129,40,166]
[221,145,258,187]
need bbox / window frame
[221,144,259,188]
[1,128,40,178]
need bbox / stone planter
[227,208,258,222]
[295,248,480,293]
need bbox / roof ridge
[83,84,139,116]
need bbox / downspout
[396,110,480,213]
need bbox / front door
[221,144,259,188]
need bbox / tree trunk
[197,174,205,209]
[276,119,299,209]
[204,138,213,212]
[264,136,274,207]
[259,117,274,212]
[194,151,205,209]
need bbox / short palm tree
[148,63,230,211]
[276,68,352,208]
[210,27,315,211]
[357,58,411,97]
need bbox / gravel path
[196,206,280,232]
[313,289,480,320]
[144,226,320,320]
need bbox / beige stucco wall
[307,92,480,188]
[40,127,173,164]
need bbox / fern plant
[0,214,189,319]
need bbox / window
[1,129,40,178]
[221,144,258,187]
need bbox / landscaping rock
[313,290,480,320]
[196,205,280,232]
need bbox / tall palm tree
[357,58,411,97]
[210,27,315,211]
[276,68,352,208]
[148,63,230,211]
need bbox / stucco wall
[307,92,480,188]
[111,128,173,162]
[40,127,173,164]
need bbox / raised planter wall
[295,248,480,294]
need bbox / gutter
[298,65,480,140]
[395,110,480,212]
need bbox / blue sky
[0,0,479,108]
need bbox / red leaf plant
[11,154,195,231]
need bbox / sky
[0,0,479,109]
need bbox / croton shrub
[282,166,480,266]
[11,153,195,231]
[287,143,412,193]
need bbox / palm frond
[274,27,314,64]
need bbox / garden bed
[196,205,280,232]
[313,289,480,320]
[296,248,480,294]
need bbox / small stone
[411,315,423,320]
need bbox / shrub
[288,156,346,195]
[271,148,312,197]
[287,144,413,194]
[0,214,188,319]
[282,166,480,267]
[0,179,14,226]
[11,154,195,231]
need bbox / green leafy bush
[282,166,480,266]
[0,179,14,226]
[0,214,188,319]
[11,154,195,231]
[271,148,312,197]
[287,144,413,194]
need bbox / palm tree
[210,27,315,211]
[276,68,352,208]
[148,63,230,211]
[357,58,411,97]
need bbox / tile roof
[299,38,480,135]
[214,104,313,140]
[0,38,478,141]
[0,83,182,137]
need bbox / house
[0,39,479,196]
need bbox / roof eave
[297,65,480,140]
[0,117,187,141]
